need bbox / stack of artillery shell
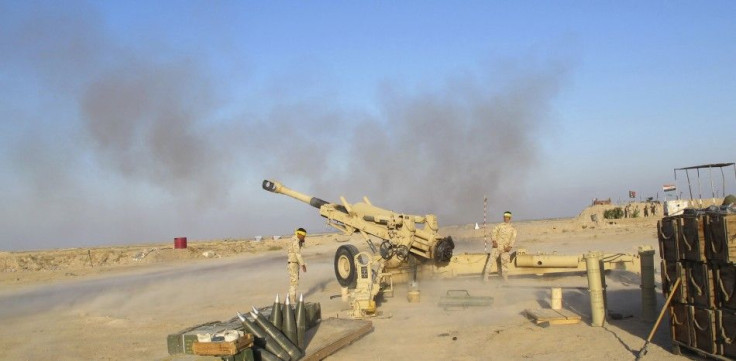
[236,293,310,361]
[252,307,303,360]
[236,311,289,361]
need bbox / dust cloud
[0,2,569,250]
[80,59,233,205]
[265,64,568,226]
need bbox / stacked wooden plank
[658,210,736,359]
[524,308,581,325]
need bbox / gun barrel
[262,180,330,209]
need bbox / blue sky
[1,1,735,251]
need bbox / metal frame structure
[673,162,736,202]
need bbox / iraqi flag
[663,184,676,192]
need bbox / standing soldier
[644,203,649,217]
[287,228,308,302]
[490,211,517,281]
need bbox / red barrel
[174,237,188,249]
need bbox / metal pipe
[697,168,703,205]
[483,195,488,254]
[515,254,580,268]
[599,256,608,312]
[585,252,606,327]
[721,166,726,199]
[710,165,716,202]
[638,246,656,322]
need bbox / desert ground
[0,203,697,360]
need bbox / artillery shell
[269,293,283,331]
[236,312,290,361]
[253,346,284,361]
[295,293,306,350]
[282,293,298,347]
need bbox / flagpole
[483,195,487,254]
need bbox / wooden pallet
[524,308,581,325]
[302,317,373,361]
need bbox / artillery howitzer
[262,179,455,316]
[262,179,455,275]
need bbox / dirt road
[0,214,693,360]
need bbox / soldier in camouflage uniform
[490,211,517,281]
[287,228,307,302]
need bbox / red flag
[629,190,636,198]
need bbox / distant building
[592,198,612,206]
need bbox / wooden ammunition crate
[670,302,692,347]
[706,213,736,264]
[192,334,254,356]
[717,309,736,358]
[686,262,716,308]
[166,319,245,355]
[679,215,707,262]
[691,306,718,355]
[660,260,687,303]
[659,217,680,262]
[661,259,687,303]
[714,263,736,311]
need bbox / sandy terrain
[0,203,693,361]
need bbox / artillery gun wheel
[395,245,410,262]
[379,241,395,260]
[334,244,359,288]
[434,236,455,264]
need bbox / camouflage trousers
[490,248,511,280]
[288,263,300,302]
